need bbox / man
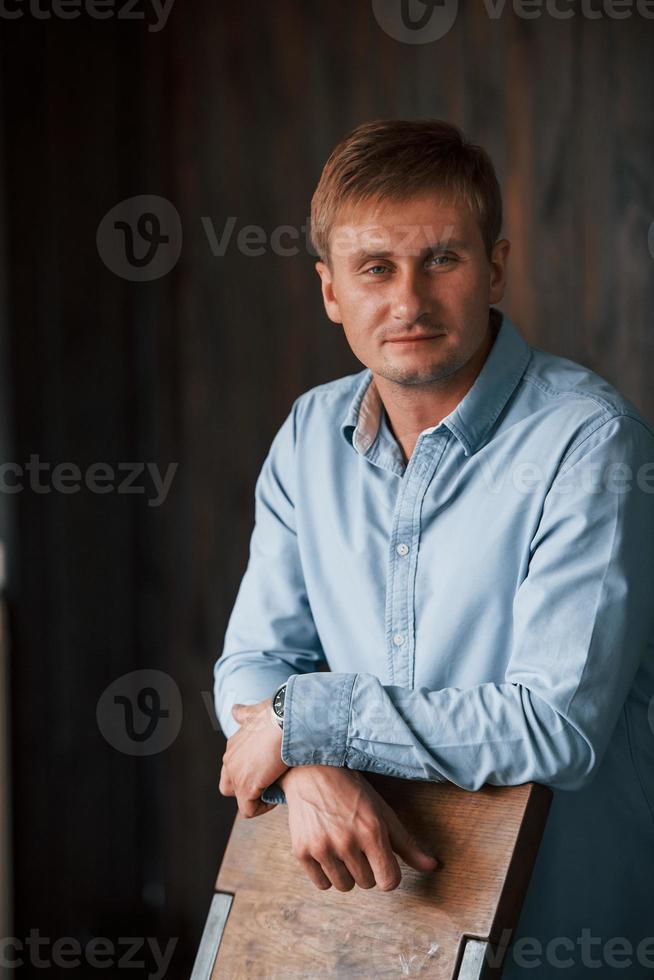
[214,119,654,978]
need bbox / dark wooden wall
[1,2,652,975]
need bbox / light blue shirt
[214,310,654,977]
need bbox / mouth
[385,333,445,344]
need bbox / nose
[389,267,431,325]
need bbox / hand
[278,765,440,892]
[219,697,289,818]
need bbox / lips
[386,333,444,343]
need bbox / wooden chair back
[192,774,552,979]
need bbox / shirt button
[393,633,406,647]
[396,543,410,556]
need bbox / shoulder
[289,369,369,433]
[262,370,367,471]
[518,343,654,459]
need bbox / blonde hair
[310,118,502,266]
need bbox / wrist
[276,763,341,796]
[276,767,295,794]
[277,764,317,794]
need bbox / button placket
[384,432,450,688]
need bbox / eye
[427,254,455,267]
[363,264,390,276]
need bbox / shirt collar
[340,309,532,458]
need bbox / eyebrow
[348,239,471,264]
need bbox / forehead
[329,192,481,261]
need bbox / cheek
[342,292,382,331]
[440,276,488,320]
[342,322,372,357]
[442,266,483,297]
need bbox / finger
[232,702,266,726]
[363,828,403,891]
[218,761,234,794]
[219,766,235,797]
[251,801,276,816]
[384,805,440,872]
[231,703,257,726]
[318,854,356,892]
[237,794,276,819]
[298,856,332,891]
[341,848,377,889]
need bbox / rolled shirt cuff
[280,671,357,768]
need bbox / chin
[380,362,446,386]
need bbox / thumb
[384,807,440,872]
[231,703,245,717]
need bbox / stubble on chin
[376,350,466,388]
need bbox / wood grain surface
[212,776,552,979]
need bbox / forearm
[281,671,596,792]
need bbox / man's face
[315,192,510,388]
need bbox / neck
[376,310,500,464]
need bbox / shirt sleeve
[280,414,654,792]
[213,397,327,804]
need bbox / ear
[315,260,343,324]
[489,238,510,305]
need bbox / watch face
[273,685,286,718]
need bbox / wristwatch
[270,682,287,729]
